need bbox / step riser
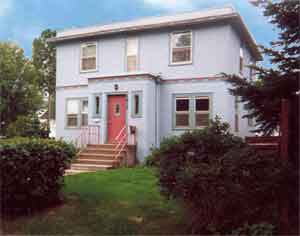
[72,144,126,171]
[71,165,113,171]
[75,160,118,165]
[78,154,125,159]
[87,144,118,149]
[84,149,117,154]
[84,149,126,154]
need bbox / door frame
[105,92,128,143]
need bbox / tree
[227,0,299,134]
[32,29,56,130]
[226,1,299,233]
[0,42,43,135]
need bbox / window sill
[169,61,193,66]
[80,69,98,74]
[65,126,81,130]
[172,126,207,131]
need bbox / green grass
[3,167,188,235]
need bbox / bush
[6,114,49,138]
[152,118,292,233]
[146,117,244,167]
[232,222,275,236]
[0,137,76,215]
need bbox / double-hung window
[195,97,210,128]
[175,97,190,127]
[170,31,192,65]
[66,98,88,128]
[174,95,211,129]
[81,43,97,72]
[239,47,244,75]
[126,38,139,72]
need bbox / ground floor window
[174,94,211,129]
[92,94,102,118]
[131,91,143,118]
[66,98,88,128]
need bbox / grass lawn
[3,167,188,235]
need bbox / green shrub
[232,222,275,236]
[0,137,76,215]
[6,114,49,138]
[146,117,244,167]
[152,117,291,233]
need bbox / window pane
[239,48,243,74]
[172,48,191,63]
[67,100,79,114]
[95,96,100,115]
[196,113,209,127]
[81,114,88,126]
[248,117,254,126]
[196,98,209,111]
[176,99,189,111]
[127,38,138,56]
[115,104,120,116]
[67,115,78,127]
[82,44,96,58]
[172,32,191,47]
[127,55,137,72]
[82,100,88,113]
[134,95,139,115]
[176,114,189,127]
[82,58,96,71]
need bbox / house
[50,6,261,170]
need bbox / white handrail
[113,125,128,160]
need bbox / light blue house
[50,6,261,170]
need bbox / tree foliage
[0,42,43,135]
[32,29,56,121]
[227,0,299,134]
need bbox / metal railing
[76,125,101,149]
[113,125,128,160]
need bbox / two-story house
[50,6,261,170]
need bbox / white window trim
[80,42,98,73]
[131,91,143,118]
[174,97,190,128]
[195,96,210,129]
[170,31,193,66]
[173,94,212,130]
[65,97,89,129]
[92,93,102,118]
[126,37,139,72]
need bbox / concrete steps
[66,144,126,174]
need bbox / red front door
[107,95,127,143]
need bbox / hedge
[0,138,76,214]
[149,118,292,234]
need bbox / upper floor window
[126,38,139,72]
[239,47,244,75]
[170,31,192,65]
[81,43,97,72]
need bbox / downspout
[154,75,162,147]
